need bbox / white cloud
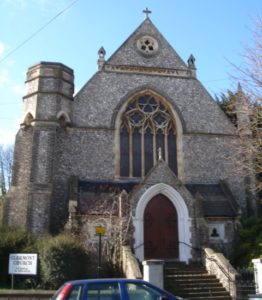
[0,116,21,146]
[0,65,25,94]
[0,128,16,146]
[12,84,25,96]
[6,59,15,66]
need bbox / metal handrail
[134,241,201,253]
[178,241,202,252]
[133,242,144,250]
[202,248,237,283]
[202,248,239,299]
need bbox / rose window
[137,35,159,55]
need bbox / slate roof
[78,180,239,218]
[186,183,240,217]
[107,17,188,70]
[78,179,140,194]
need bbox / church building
[4,10,246,263]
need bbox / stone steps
[164,262,232,300]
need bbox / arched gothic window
[120,93,177,177]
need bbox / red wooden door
[144,194,179,259]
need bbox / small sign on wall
[9,253,38,275]
[95,226,106,235]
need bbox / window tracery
[120,93,177,177]
[136,35,159,56]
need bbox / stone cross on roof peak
[143,8,152,19]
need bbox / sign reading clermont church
[9,254,38,275]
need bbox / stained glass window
[120,93,177,177]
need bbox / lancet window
[120,93,177,177]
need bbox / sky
[0,0,261,146]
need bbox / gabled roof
[106,17,188,70]
[79,178,140,193]
[186,183,240,217]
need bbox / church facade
[4,13,246,262]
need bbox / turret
[22,61,74,128]
[5,62,74,234]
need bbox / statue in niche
[211,228,219,237]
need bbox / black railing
[202,248,256,300]
[202,248,236,298]
[235,268,256,300]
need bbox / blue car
[51,278,184,300]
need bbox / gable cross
[143,8,152,19]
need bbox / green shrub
[37,234,89,289]
[0,226,35,287]
[0,227,103,289]
[232,217,262,267]
[0,226,34,252]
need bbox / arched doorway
[144,194,179,259]
[133,183,192,263]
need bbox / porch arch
[133,183,192,262]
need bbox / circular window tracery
[123,94,174,133]
[136,35,159,56]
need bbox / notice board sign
[9,253,38,275]
[95,226,106,235]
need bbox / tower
[4,62,74,234]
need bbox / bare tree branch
[0,144,14,195]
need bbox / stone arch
[112,86,186,131]
[114,88,185,181]
[56,111,71,129]
[57,111,71,124]
[133,183,192,262]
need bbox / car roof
[64,278,147,285]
